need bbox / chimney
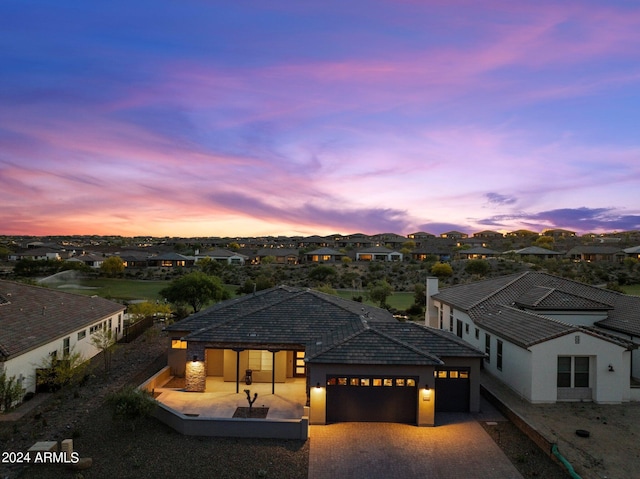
[425,277,439,327]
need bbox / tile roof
[514,286,613,311]
[0,280,125,360]
[433,271,640,340]
[168,286,485,366]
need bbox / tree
[91,328,117,374]
[160,271,230,312]
[367,279,393,308]
[315,283,337,295]
[465,259,490,277]
[36,350,87,391]
[308,265,337,283]
[0,371,25,412]
[100,256,125,277]
[197,257,224,275]
[127,301,172,323]
[430,262,453,278]
[413,283,426,307]
[261,255,276,265]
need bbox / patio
[154,376,308,420]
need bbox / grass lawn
[58,278,170,301]
[622,284,640,296]
[334,289,415,310]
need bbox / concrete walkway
[308,413,523,479]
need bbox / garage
[326,375,418,423]
[434,368,470,412]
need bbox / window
[77,330,86,341]
[557,356,590,388]
[485,333,491,362]
[449,309,454,332]
[475,328,479,340]
[439,304,443,329]
[248,350,273,371]
[497,340,503,371]
[63,337,70,357]
[171,340,187,349]
[90,324,101,334]
[465,324,469,334]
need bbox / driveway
[308,414,523,479]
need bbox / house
[411,247,451,262]
[426,272,640,404]
[196,248,249,265]
[147,252,195,268]
[472,230,504,239]
[67,253,105,269]
[8,248,64,262]
[508,246,564,260]
[457,246,500,260]
[566,246,625,263]
[305,247,345,263]
[542,228,576,239]
[356,246,403,262]
[0,280,125,395]
[623,246,640,260]
[165,286,485,426]
[254,248,300,265]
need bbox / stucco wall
[530,333,630,404]
[3,312,123,394]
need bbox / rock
[69,457,93,470]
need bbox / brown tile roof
[0,280,125,360]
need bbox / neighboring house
[566,246,626,263]
[507,246,564,260]
[165,286,484,426]
[0,280,125,395]
[67,253,105,269]
[147,253,195,268]
[8,248,64,262]
[356,246,403,262]
[440,231,468,240]
[305,247,345,263]
[196,248,249,265]
[473,230,504,239]
[411,248,451,262]
[543,228,576,238]
[623,246,640,260]
[426,272,640,404]
[458,247,500,260]
[254,248,300,265]
[119,252,151,268]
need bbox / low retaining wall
[139,367,309,440]
[153,403,309,440]
[480,385,554,456]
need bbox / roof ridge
[368,325,445,364]
[470,271,530,309]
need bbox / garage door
[326,375,418,424]
[435,368,470,412]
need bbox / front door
[294,350,306,377]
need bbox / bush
[107,387,157,431]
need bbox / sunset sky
[2,0,640,238]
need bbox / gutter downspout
[551,444,582,479]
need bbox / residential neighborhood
[1,230,640,479]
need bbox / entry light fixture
[316,382,321,389]
[608,364,614,372]
[424,384,430,391]
[192,354,198,362]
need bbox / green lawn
[622,284,640,296]
[59,278,169,301]
[335,289,415,310]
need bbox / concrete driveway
[308,414,523,479]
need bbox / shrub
[107,386,157,431]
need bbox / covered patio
[154,376,308,420]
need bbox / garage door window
[327,376,418,388]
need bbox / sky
[2,0,640,238]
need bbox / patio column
[232,348,243,393]
[185,344,206,392]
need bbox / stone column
[185,344,206,392]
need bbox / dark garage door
[435,368,470,412]
[326,375,418,424]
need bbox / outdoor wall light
[192,354,198,362]
[315,382,321,389]
[422,385,432,401]
[608,364,614,372]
